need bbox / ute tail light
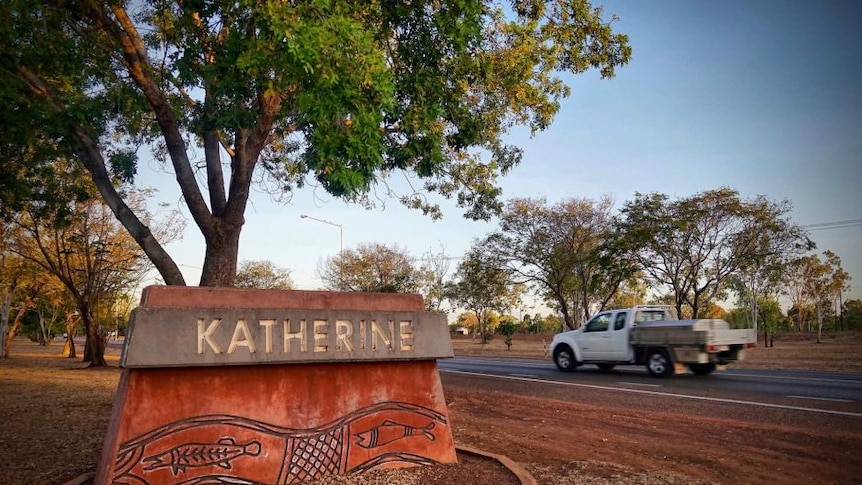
[707,345,717,352]
[745,342,756,349]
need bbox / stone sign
[122,308,452,367]
[95,286,457,485]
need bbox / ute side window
[614,312,628,331]
[635,310,667,323]
[584,314,610,332]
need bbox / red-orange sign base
[94,287,456,485]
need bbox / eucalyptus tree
[727,199,812,339]
[445,245,522,343]
[0,1,630,287]
[786,251,851,343]
[483,196,634,330]
[618,188,809,319]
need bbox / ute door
[578,312,612,360]
[606,311,631,361]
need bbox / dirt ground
[1,332,860,485]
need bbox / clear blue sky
[144,0,862,309]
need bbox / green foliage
[483,196,635,330]
[445,245,521,338]
[497,317,518,350]
[784,251,850,341]
[618,188,810,319]
[0,0,631,286]
[842,299,862,331]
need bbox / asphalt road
[438,356,862,419]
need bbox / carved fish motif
[142,437,261,475]
[115,403,450,483]
[354,420,435,449]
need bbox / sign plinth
[95,286,456,485]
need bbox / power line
[802,219,862,231]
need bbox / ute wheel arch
[553,344,579,372]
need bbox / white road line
[441,369,862,418]
[726,372,861,385]
[786,395,853,403]
[510,373,539,378]
[618,382,661,388]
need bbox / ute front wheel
[553,345,578,373]
[645,349,673,377]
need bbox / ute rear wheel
[596,363,616,372]
[645,349,673,377]
[688,363,717,376]
[553,345,578,372]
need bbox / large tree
[445,245,521,342]
[10,194,158,366]
[319,242,419,293]
[619,188,808,319]
[787,251,851,343]
[483,196,633,330]
[0,1,630,287]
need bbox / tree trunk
[63,312,77,358]
[0,289,10,358]
[199,221,243,287]
[816,303,823,344]
[79,306,107,367]
[3,302,32,357]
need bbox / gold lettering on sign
[313,319,329,352]
[399,320,414,351]
[335,320,354,352]
[190,314,424,360]
[371,320,393,351]
[197,318,223,354]
[283,319,307,352]
[359,320,367,351]
[228,319,256,354]
[259,319,277,353]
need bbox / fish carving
[142,437,261,475]
[355,420,435,449]
[114,403,450,484]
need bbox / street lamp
[300,214,344,289]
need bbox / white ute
[549,305,756,377]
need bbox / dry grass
[0,342,121,485]
[1,331,860,485]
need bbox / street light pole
[300,214,344,289]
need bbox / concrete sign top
[121,307,454,368]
